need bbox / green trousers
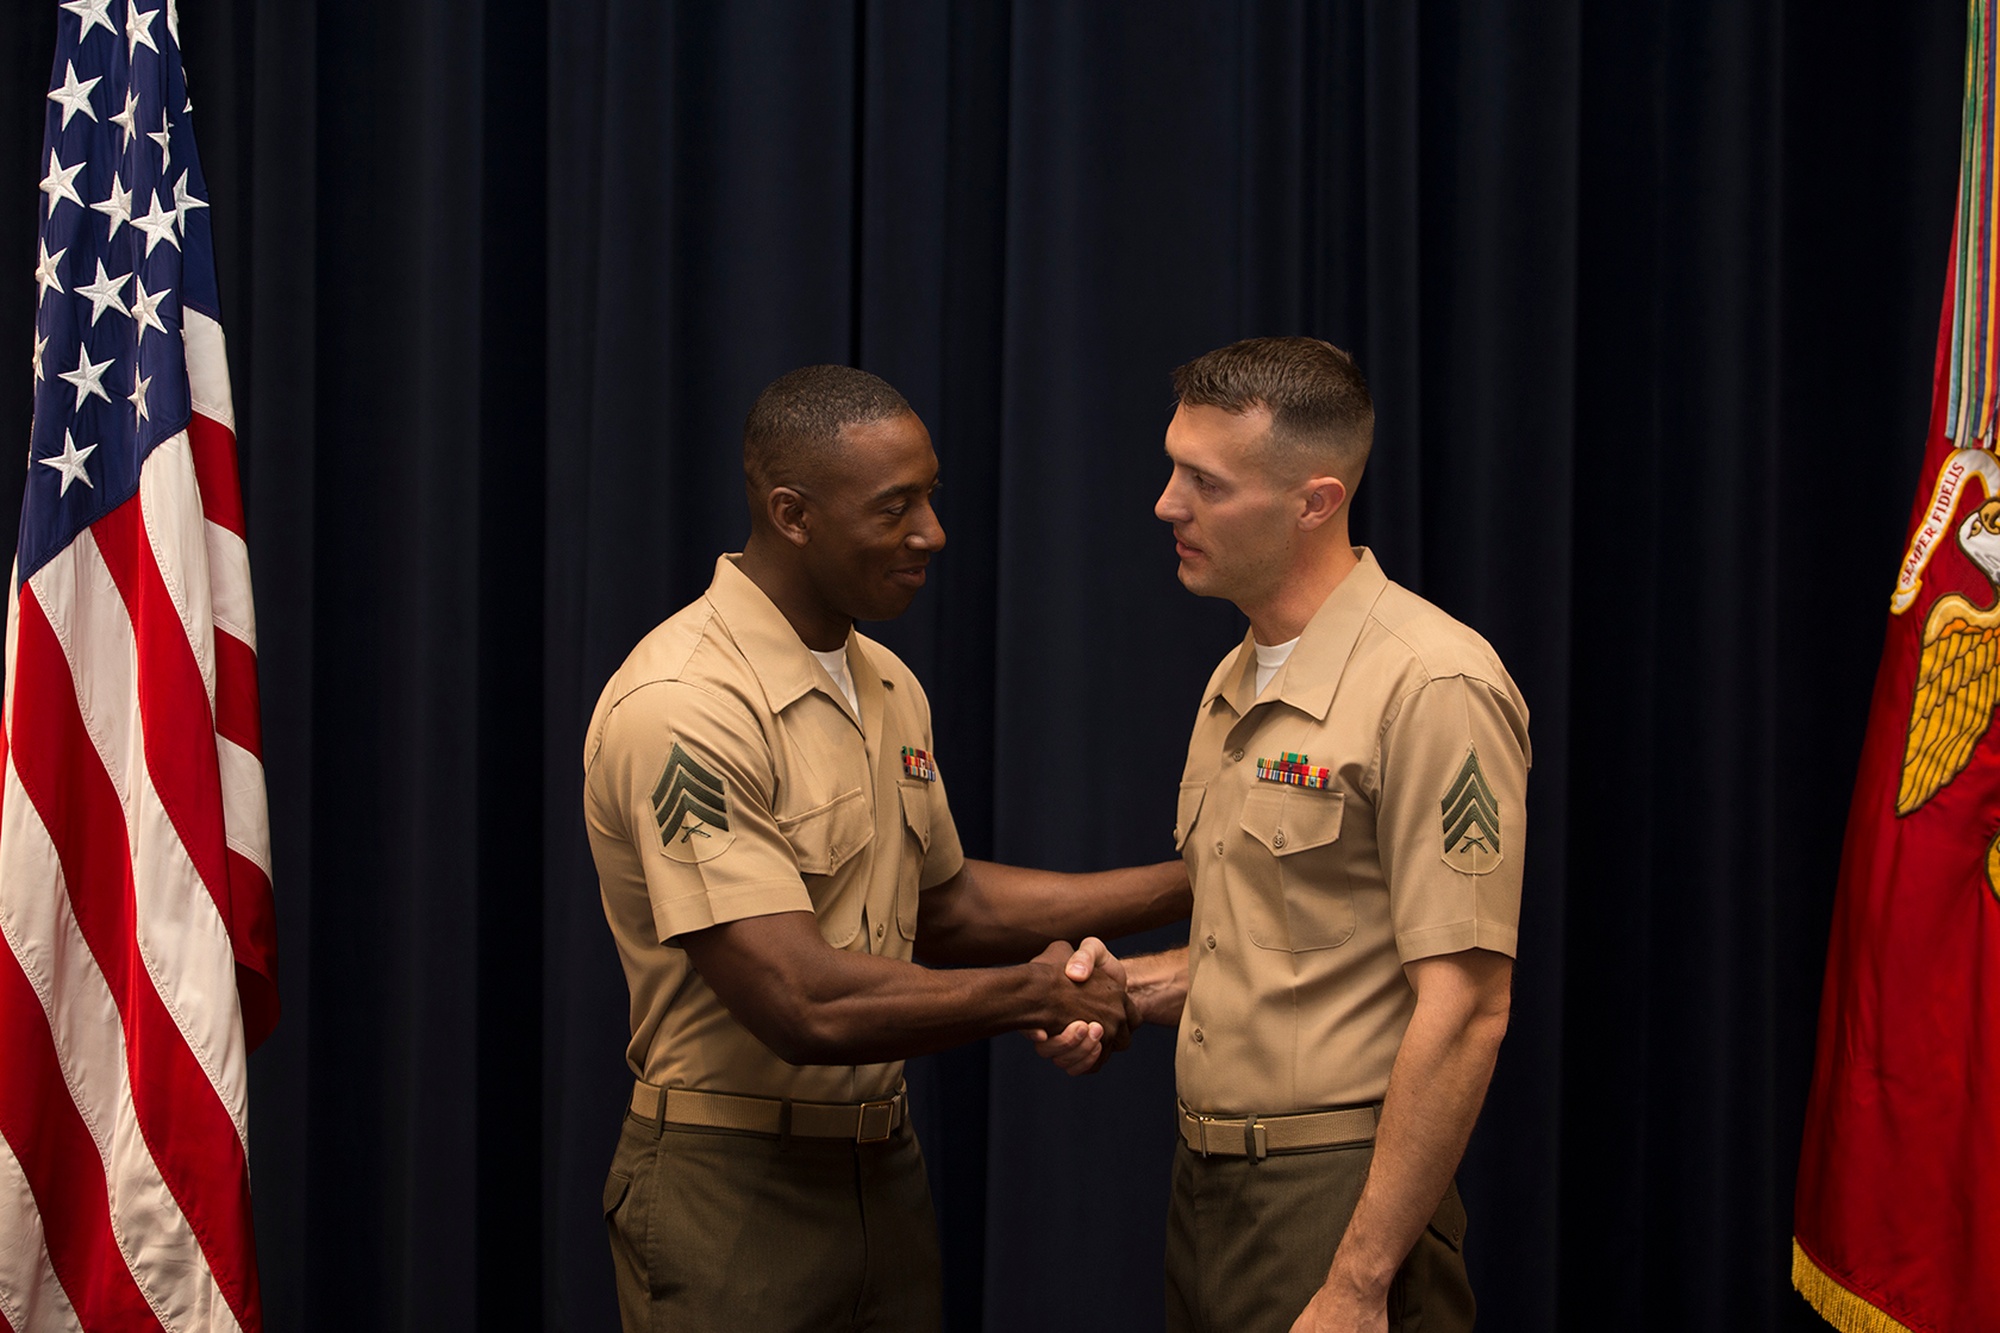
[604,1108,941,1332]
[1166,1140,1474,1333]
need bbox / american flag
[0,2,277,1330]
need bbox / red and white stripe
[0,308,277,1332]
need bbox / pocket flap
[1174,782,1208,850]
[1427,1182,1467,1252]
[897,780,932,852]
[779,788,875,876]
[602,1169,632,1220]
[1239,787,1344,855]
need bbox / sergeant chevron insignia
[653,743,729,850]
[1440,746,1502,874]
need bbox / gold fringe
[1792,1240,1917,1333]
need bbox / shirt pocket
[894,779,931,939]
[1238,786,1354,951]
[1175,781,1208,851]
[777,788,876,946]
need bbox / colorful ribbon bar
[1255,753,1332,790]
[901,746,938,781]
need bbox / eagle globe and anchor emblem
[1891,443,2000,898]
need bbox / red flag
[0,5,276,1330]
[1794,6,2000,1330]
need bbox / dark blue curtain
[0,2,1964,1330]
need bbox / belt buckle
[856,1099,896,1144]
[1194,1112,1213,1158]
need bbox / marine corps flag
[1794,4,2000,1329]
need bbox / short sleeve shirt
[583,555,965,1102]
[1174,549,1530,1114]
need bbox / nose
[909,501,946,554]
[1155,474,1187,523]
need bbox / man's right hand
[1026,937,1137,1075]
[1046,938,1192,1032]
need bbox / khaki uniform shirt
[583,555,965,1103]
[1174,550,1530,1114]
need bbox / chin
[858,593,920,624]
[1176,565,1217,598]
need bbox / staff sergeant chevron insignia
[653,743,730,854]
[1440,746,1502,875]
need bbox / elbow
[764,1025,817,1066]
[1470,988,1511,1053]
[745,1016,811,1066]
[758,987,854,1066]
[716,964,824,1056]
[774,1021,843,1066]
[1408,950,1511,1059]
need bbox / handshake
[1024,937,1141,1077]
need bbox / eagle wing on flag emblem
[1898,592,2000,813]
[1897,500,2000,814]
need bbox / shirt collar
[1202,548,1388,723]
[704,554,882,716]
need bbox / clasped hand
[1024,938,1135,1076]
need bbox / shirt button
[874,923,885,939]
[1192,1028,1204,1044]
[1273,830,1286,849]
[1230,748,1244,762]
[829,844,840,860]
[1204,934,1216,951]
[1214,840,1225,856]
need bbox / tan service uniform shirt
[583,555,965,1103]
[1174,549,1530,1114]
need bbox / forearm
[1323,965,1509,1300]
[772,949,1078,1064]
[914,857,1191,965]
[681,913,1129,1067]
[1124,946,1189,1027]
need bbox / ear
[1297,475,1348,532]
[768,487,812,548]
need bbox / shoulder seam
[663,599,717,680]
[585,675,763,776]
[1368,607,1504,689]
[1367,672,1464,803]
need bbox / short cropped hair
[1171,337,1374,485]
[743,365,913,497]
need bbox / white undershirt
[1253,636,1300,697]
[811,646,860,715]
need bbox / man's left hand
[1027,1018,1104,1074]
[1288,1281,1387,1333]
